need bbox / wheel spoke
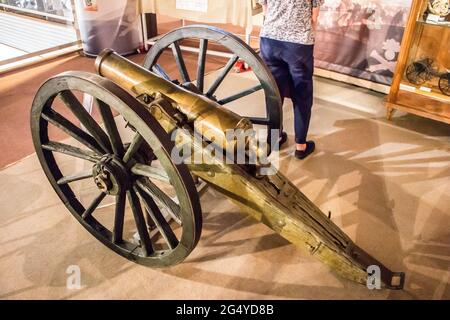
[136,187,179,250]
[81,192,106,219]
[59,90,112,154]
[217,84,263,105]
[41,109,104,155]
[247,117,269,125]
[145,210,157,230]
[171,41,191,83]
[57,169,93,185]
[123,133,144,164]
[151,64,171,81]
[112,192,126,244]
[96,99,125,157]
[127,189,153,256]
[131,163,170,183]
[136,179,181,225]
[206,54,239,98]
[42,141,100,162]
[196,39,208,93]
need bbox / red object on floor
[234,60,251,73]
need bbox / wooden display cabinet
[386,0,450,124]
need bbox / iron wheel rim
[30,71,202,267]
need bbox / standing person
[259,0,322,159]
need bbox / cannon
[30,25,405,289]
[439,72,450,96]
[406,58,436,85]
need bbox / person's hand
[262,4,267,16]
[312,7,320,31]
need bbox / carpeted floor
[0,66,449,299]
[0,50,227,169]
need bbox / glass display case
[386,0,450,124]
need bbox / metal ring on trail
[143,25,283,144]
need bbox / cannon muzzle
[95,50,405,289]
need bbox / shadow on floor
[1,111,448,299]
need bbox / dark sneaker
[295,141,315,159]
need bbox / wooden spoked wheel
[31,71,202,267]
[439,73,450,96]
[143,25,282,144]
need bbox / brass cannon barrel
[95,50,405,289]
[96,49,260,158]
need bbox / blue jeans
[260,37,314,144]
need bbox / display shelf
[417,19,450,28]
[386,0,449,124]
[399,82,449,101]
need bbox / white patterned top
[258,0,324,45]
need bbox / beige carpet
[0,66,449,299]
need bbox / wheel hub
[92,155,129,195]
